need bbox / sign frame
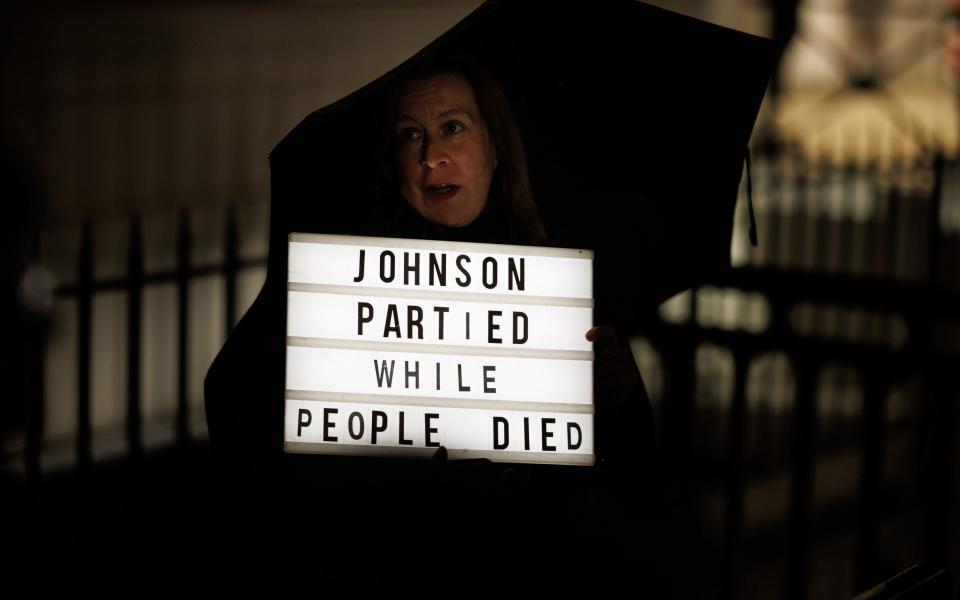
[283,233,595,466]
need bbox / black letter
[483,365,496,393]
[373,360,395,387]
[493,417,509,450]
[455,254,471,286]
[465,312,470,340]
[429,253,446,286]
[353,249,366,282]
[435,362,440,391]
[323,408,338,442]
[542,418,556,451]
[358,302,373,335]
[405,360,420,389]
[457,364,471,392]
[488,310,502,344]
[508,257,525,291]
[371,411,388,444]
[348,412,364,440]
[482,257,497,289]
[407,305,423,339]
[398,411,413,445]
[513,311,528,344]
[425,414,439,447]
[433,306,448,340]
[383,304,401,338]
[403,251,420,285]
[523,417,530,450]
[567,422,582,450]
[380,251,395,282]
[297,409,312,437]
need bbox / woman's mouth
[425,184,461,201]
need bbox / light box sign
[284,233,594,466]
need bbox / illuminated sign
[284,234,594,466]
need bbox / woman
[204,63,658,596]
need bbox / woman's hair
[378,62,548,245]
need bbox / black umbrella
[265,0,774,326]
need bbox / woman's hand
[587,325,655,471]
[586,325,641,409]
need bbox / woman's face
[395,73,496,227]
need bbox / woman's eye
[399,128,422,143]
[443,121,464,134]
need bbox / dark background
[2,1,958,598]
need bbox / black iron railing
[24,206,266,486]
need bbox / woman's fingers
[587,324,640,404]
[585,324,617,343]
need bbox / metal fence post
[127,214,143,460]
[25,227,46,487]
[721,350,751,600]
[77,220,93,478]
[855,365,890,593]
[176,210,190,446]
[224,205,238,336]
[785,357,817,600]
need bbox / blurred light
[695,286,770,333]
[789,302,909,348]
[658,289,692,324]
[18,262,56,315]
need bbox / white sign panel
[284,233,594,466]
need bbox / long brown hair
[379,62,548,245]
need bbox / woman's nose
[419,137,450,169]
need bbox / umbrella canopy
[266,0,774,324]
